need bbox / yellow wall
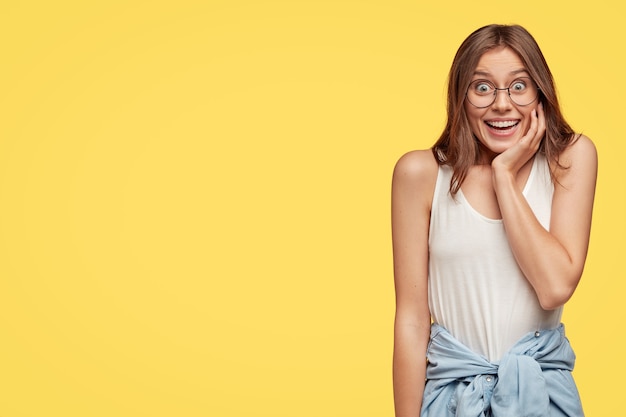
[0,1,621,415]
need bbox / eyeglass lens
[466,77,538,108]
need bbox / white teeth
[486,120,518,128]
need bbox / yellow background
[0,1,622,416]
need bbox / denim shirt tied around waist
[421,324,584,417]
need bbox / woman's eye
[475,83,492,93]
[511,81,527,91]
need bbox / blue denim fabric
[421,324,584,417]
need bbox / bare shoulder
[554,134,598,186]
[561,134,597,163]
[393,149,439,185]
[392,149,439,209]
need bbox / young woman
[391,24,597,416]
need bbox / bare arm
[391,150,437,416]
[492,105,598,309]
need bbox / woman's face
[464,46,539,161]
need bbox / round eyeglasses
[466,77,540,108]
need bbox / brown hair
[432,24,577,194]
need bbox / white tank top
[428,153,562,362]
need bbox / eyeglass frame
[465,77,541,109]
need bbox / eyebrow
[473,69,529,77]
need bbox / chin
[477,135,518,157]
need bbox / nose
[491,88,513,111]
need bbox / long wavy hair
[432,24,577,195]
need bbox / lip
[483,119,521,137]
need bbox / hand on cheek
[493,102,546,175]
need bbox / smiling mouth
[485,120,520,130]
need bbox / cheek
[464,106,485,133]
[520,108,536,129]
